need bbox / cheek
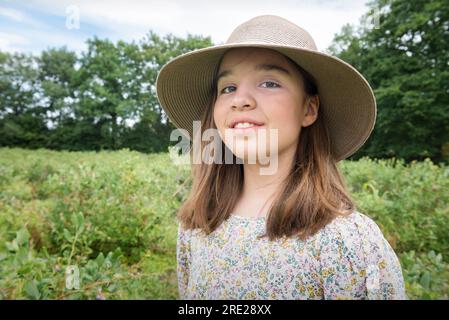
[213,103,225,131]
[266,98,303,144]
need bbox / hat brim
[156,42,376,161]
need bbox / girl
[156,15,407,300]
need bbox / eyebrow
[216,63,292,84]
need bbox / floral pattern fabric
[176,210,407,300]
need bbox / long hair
[176,51,356,241]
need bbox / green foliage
[0,51,48,149]
[328,0,449,164]
[1,148,447,299]
[339,157,449,259]
[0,33,213,154]
[0,148,188,299]
[399,250,449,299]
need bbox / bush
[339,157,449,260]
[0,148,188,299]
[0,148,447,299]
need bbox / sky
[0,0,371,55]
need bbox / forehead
[218,47,292,71]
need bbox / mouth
[228,122,266,133]
[229,120,265,128]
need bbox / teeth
[234,122,258,128]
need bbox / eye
[260,81,281,88]
[220,85,236,94]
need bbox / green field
[0,148,448,299]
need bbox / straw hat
[156,15,376,161]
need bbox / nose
[231,85,256,111]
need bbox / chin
[232,146,271,164]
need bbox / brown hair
[176,50,356,241]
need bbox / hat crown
[226,15,318,51]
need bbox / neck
[240,145,296,211]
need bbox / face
[213,47,319,164]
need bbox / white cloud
[0,32,30,52]
[7,0,370,53]
[0,6,26,21]
[0,6,47,28]
[0,28,87,55]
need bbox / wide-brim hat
[156,15,376,161]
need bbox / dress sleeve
[318,212,407,300]
[176,222,191,299]
[354,213,407,300]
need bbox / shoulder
[177,221,197,247]
[316,210,407,299]
[177,221,205,245]
[315,210,393,274]
[318,210,385,246]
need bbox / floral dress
[176,210,407,300]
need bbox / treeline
[0,0,448,163]
[0,32,213,153]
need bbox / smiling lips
[228,122,265,135]
[226,118,266,136]
[233,122,263,129]
[229,117,265,129]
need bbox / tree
[328,0,449,164]
[122,31,213,153]
[37,47,78,149]
[0,51,47,148]
[0,32,214,153]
